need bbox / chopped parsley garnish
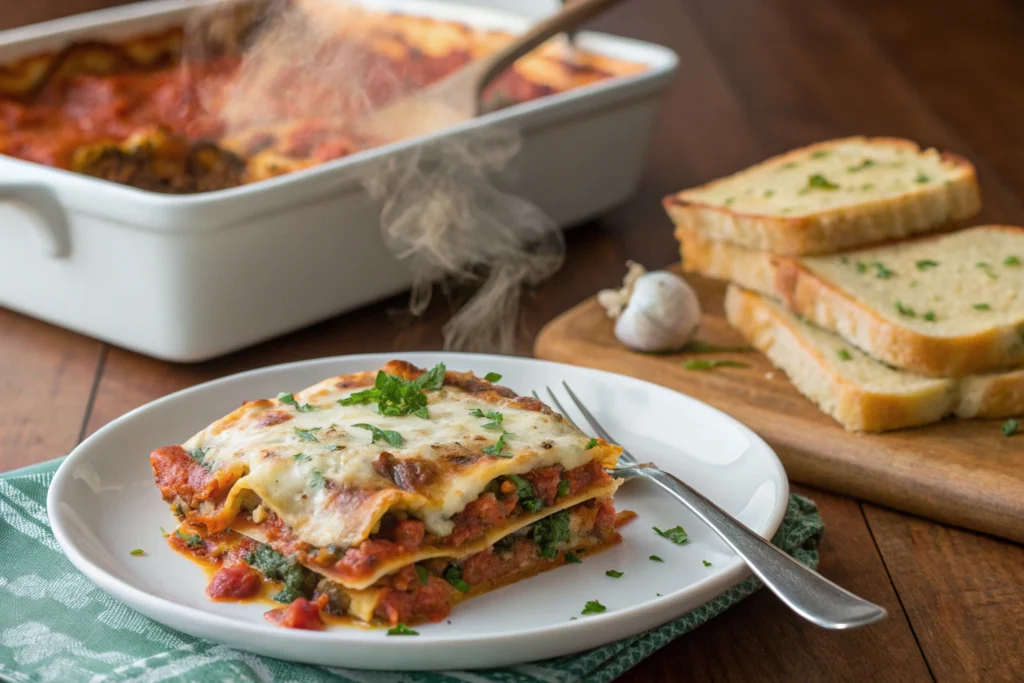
[1005,255,1021,267]
[443,564,471,593]
[703,560,713,567]
[507,475,544,512]
[483,432,512,457]
[415,565,430,586]
[914,171,931,184]
[294,426,321,443]
[188,447,211,470]
[175,530,202,548]
[855,261,868,274]
[653,525,689,545]
[916,259,939,271]
[976,262,998,279]
[353,423,404,447]
[894,301,916,318]
[160,527,169,537]
[973,303,992,311]
[584,438,599,450]
[532,510,571,558]
[839,256,849,264]
[810,150,831,159]
[837,349,852,361]
[847,158,875,172]
[557,479,570,498]
[581,600,607,615]
[387,623,419,636]
[872,262,895,279]
[129,549,145,556]
[682,341,754,353]
[861,183,875,191]
[1003,418,1019,437]
[724,197,735,206]
[649,555,664,563]
[564,552,582,564]
[277,392,317,412]
[294,453,311,462]
[246,544,318,603]
[605,570,624,578]
[310,470,325,489]
[469,408,504,430]
[807,173,839,190]
[337,362,446,419]
[923,311,937,322]
[764,189,775,197]
[484,372,503,382]
[683,359,750,370]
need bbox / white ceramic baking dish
[0,0,677,361]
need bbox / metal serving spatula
[357,0,629,142]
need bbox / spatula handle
[473,0,629,106]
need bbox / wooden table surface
[3,1,1023,681]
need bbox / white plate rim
[47,351,789,666]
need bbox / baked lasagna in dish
[151,360,625,630]
[0,0,644,193]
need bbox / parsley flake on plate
[649,555,664,563]
[653,525,689,545]
[894,301,916,318]
[581,600,607,615]
[916,259,939,271]
[484,372,502,382]
[973,303,992,311]
[353,423,404,447]
[605,570,624,578]
[837,349,852,361]
[129,549,145,557]
[387,623,419,636]
[703,560,713,567]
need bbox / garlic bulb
[599,264,701,352]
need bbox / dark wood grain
[534,275,1024,543]
[620,486,932,683]
[0,308,102,470]
[862,505,1024,683]
[3,0,1024,681]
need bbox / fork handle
[618,464,887,630]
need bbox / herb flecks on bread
[725,286,1024,432]
[664,137,981,256]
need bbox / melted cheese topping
[180,366,620,550]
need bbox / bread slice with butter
[776,225,1024,377]
[725,285,1024,432]
[663,137,981,256]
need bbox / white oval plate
[48,352,788,670]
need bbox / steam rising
[363,126,564,353]
[183,0,565,352]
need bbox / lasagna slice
[151,360,625,629]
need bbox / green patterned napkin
[0,458,823,683]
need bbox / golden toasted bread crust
[663,137,982,256]
[725,286,1024,431]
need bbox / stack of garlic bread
[663,136,1024,432]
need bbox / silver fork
[534,381,888,630]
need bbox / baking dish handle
[0,183,71,258]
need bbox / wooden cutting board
[535,271,1024,543]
